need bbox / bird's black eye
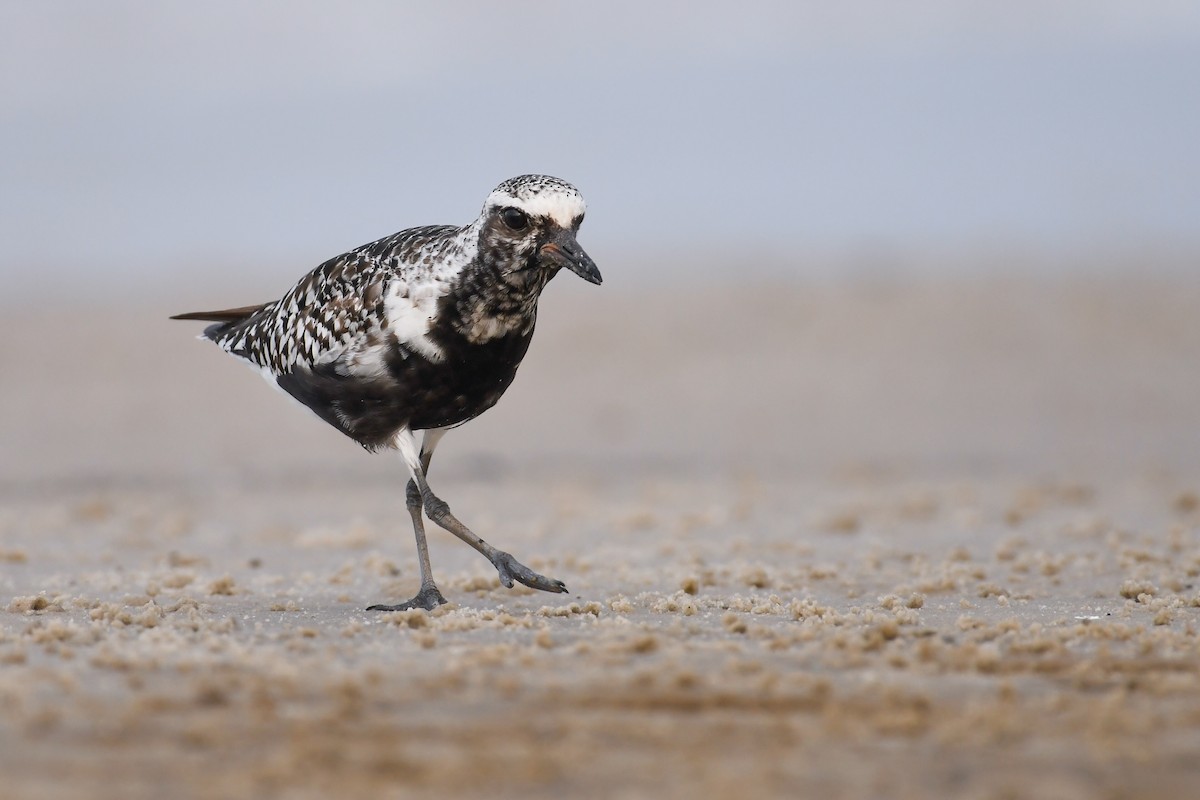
[500,207,529,231]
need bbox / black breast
[395,330,534,431]
[275,329,534,451]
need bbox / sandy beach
[3,275,1200,799]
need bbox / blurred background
[2,1,1197,298]
[5,8,1200,798]
[2,1,1199,484]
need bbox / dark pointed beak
[539,230,602,285]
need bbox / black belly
[275,332,533,450]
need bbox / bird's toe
[366,582,447,612]
[491,552,568,595]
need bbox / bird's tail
[170,303,269,340]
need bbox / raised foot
[366,582,448,612]
[491,551,568,594]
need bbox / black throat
[441,235,555,347]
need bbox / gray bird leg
[367,428,449,611]
[380,428,566,599]
[368,426,565,609]
[410,468,567,595]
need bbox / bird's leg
[367,428,449,611]
[409,469,567,596]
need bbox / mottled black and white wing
[181,225,472,447]
[206,225,465,377]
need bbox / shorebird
[172,175,601,611]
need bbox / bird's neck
[446,223,549,345]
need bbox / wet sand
[3,276,1200,799]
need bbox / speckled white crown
[484,174,586,229]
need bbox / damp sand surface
[3,277,1200,799]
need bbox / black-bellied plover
[172,175,601,611]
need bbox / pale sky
[2,1,1198,297]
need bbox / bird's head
[479,175,601,285]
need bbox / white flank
[384,278,448,363]
[334,337,392,378]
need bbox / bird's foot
[491,551,568,594]
[366,582,447,612]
